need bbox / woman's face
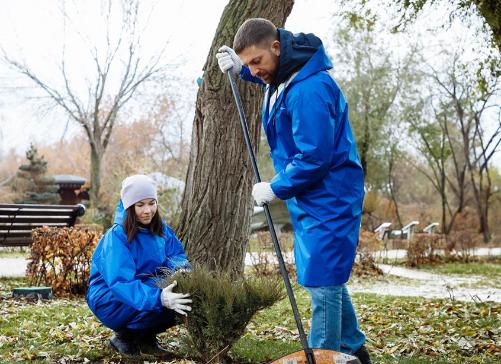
[134,198,158,225]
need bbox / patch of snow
[0,258,29,277]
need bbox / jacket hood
[114,200,126,225]
[274,29,323,86]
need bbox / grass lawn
[416,258,501,289]
[418,260,501,276]
[0,276,500,363]
[0,247,30,259]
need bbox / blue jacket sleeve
[240,66,264,84]
[270,82,335,200]
[94,226,163,311]
[162,224,192,272]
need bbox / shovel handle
[227,71,316,364]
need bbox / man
[216,18,371,364]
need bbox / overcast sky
[0,0,338,154]
[0,0,498,166]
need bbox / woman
[86,174,192,355]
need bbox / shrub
[447,230,481,262]
[162,267,285,363]
[353,230,383,276]
[406,233,445,267]
[358,230,383,252]
[446,210,482,261]
[248,231,295,276]
[27,226,101,296]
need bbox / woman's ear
[271,40,280,56]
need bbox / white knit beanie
[120,175,157,210]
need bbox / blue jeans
[304,284,365,354]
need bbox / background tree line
[0,0,500,277]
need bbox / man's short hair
[233,18,277,54]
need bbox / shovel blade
[271,349,361,364]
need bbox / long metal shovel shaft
[227,72,316,364]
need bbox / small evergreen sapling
[159,266,284,363]
[14,144,60,204]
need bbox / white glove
[252,182,276,206]
[160,280,192,316]
[216,45,242,75]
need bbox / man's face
[238,40,280,84]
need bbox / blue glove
[165,256,193,274]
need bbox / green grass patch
[418,261,501,276]
[0,276,28,292]
[0,247,30,259]
[0,277,500,363]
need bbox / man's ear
[271,40,280,56]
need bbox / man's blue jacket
[86,201,189,329]
[241,29,365,287]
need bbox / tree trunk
[90,145,102,208]
[360,105,370,177]
[177,0,295,277]
[387,147,402,228]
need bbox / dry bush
[166,267,285,363]
[353,230,383,276]
[27,226,101,296]
[358,230,383,252]
[447,230,481,262]
[406,233,446,267]
[446,209,482,261]
[74,223,104,234]
[248,231,295,277]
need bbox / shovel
[226,72,361,364]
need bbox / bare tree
[428,51,500,242]
[2,0,165,207]
[386,143,404,228]
[408,102,452,234]
[177,0,294,277]
[465,85,500,242]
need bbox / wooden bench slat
[0,203,86,247]
[0,236,32,247]
[0,203,83,209]
[0,209,75,214]
[0,231,32,236]
[0,217,73,224]
[0,221,68,230]
[0,223,70,232]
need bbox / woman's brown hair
[123,204,163,243]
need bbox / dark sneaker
[109,330,138,355]
[353,345,372,364]
[136,331,169,355]
[138,337,169,355]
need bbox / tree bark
[90,145,102,208]
[177,0,294,277]
[387,146,402,228]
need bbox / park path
[1,248,500,302]
[0,258,29,277]
[350,264,501,303]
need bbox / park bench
[423,222,440,234]
[390,220,420,240]
[0,203,86,247]
[374,222,392,240]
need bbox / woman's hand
[160,280,192,315]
